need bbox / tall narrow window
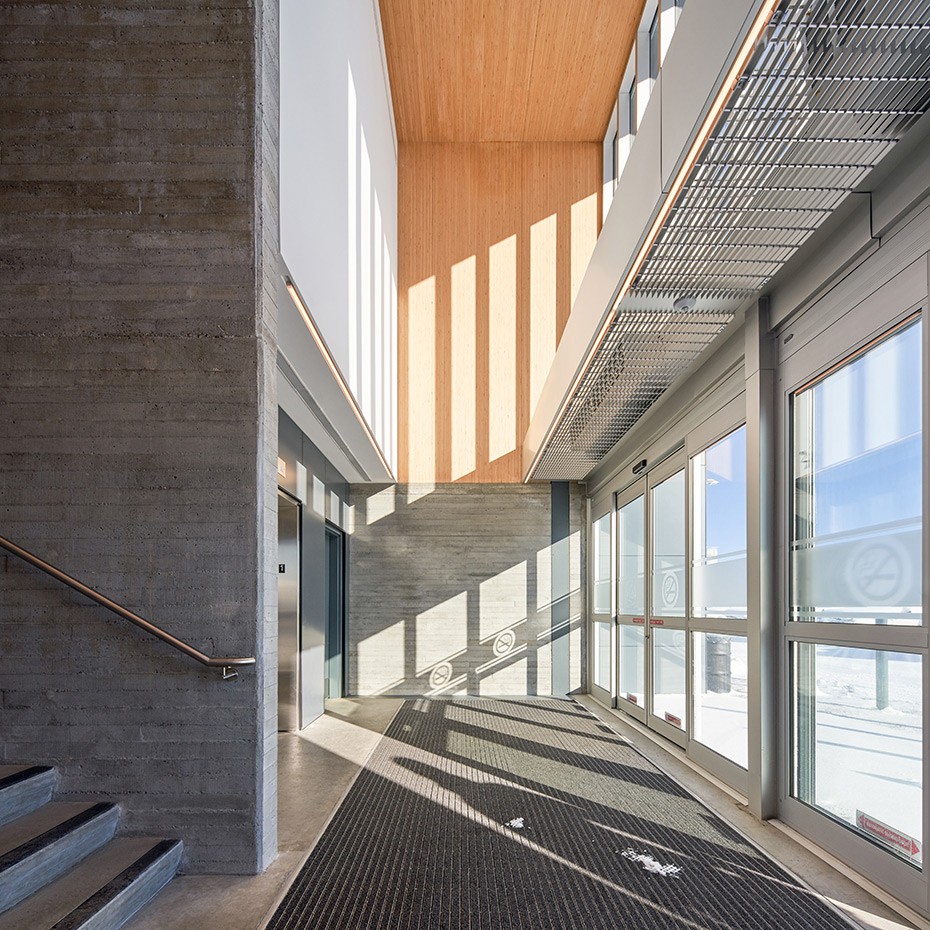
[612,129,619,187]
[649,11,660,80]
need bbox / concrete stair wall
[0,767,180,930]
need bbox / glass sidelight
[619,495,645,616]
[592,512,612,693]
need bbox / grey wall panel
[0,0,278,875]
[348,483,586,697]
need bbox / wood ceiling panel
[380,0,645,142]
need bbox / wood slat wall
[399,142,601,482]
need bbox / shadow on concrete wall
[347,483,585,697]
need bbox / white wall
[280,0,398,472]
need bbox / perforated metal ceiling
[530,0,930,481]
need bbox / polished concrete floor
[123,695,923,930]
[123,697,404,930]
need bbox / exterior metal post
[745,299,778,819]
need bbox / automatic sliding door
[649,462,687,745]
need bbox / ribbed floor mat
[267,699,853,930]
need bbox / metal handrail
[0,535,255,680]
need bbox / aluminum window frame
[776,270,929,913]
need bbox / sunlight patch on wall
[312,475,325,517]
[530,213,557,416]
[365,485,396,525]
[570,192,599,307]
[451,255,477,480]
[357,619,405,694]
[407,276,436,480]
[416,591,468,674]
[405,483,435,504]
[488,235,517,462]
[359,124,372,419]
[536,543,553,612]
[479,560,527,640]
[347,63,357,393]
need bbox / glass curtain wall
[594,421,750,780]
[789,314,923,869]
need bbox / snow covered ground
[809,650,921,861]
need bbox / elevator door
[277,490,301,731]
[324,523,345,699]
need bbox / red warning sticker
[856,811,921,859]
[664,712,682,728]
[625,693,639,705]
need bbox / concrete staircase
[0,766,181,930]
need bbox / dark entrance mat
[267,699,854,930]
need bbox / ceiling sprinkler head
[673,295,697,312]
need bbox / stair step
[0,837,181,930]
[0,803,119,915]
[0,768,56,828]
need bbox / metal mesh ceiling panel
[530,0,930,481]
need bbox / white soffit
[528,0,930,482]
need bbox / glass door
[647,456,688,747]
[616,481,647,722]
[590,511,614,703]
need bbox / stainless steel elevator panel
[277,491,301,731]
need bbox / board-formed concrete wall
[348,483,586,696]
[0,0,279,874]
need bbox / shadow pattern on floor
[266,698,853,930]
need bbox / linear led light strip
[285,278,395,479]
[525,0,782,481]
